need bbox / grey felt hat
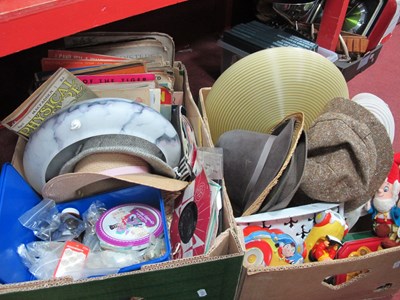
[216,113,304,216]
[258,130,307,213]
[300,97,393,211]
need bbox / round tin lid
[96,203,163,250]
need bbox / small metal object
[63,216,80,230]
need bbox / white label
[197,289,207,297]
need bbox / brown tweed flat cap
[300,97,393,211]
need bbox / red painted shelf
[0,0,186,57]
[316,0,350,51]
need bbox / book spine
[48,49,127,61]
[74,62,147,75]
[77,73,156,84]
[41,58,128,72]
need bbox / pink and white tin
[96,203,163,251]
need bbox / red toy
[309,235,343,262]
[335,237,384,284]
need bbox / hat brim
[241,112,304,216]
[258,130,307,212]
[352,93,395,143]
[42,172,189,203]
[56,134,176,179]
[204,47,348,144]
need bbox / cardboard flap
[207,228,244,257]
[11,137,27,177]
[141,229,243,273]
[0,277,73,294]
[198,87,213,147]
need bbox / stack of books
[221,21,318,53]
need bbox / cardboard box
[199,87,400,300]
[237,247,400,299]
[334,44,383,81]
[218,39,381,82]
[0,64,245,299]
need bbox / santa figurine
[365,153,400,248]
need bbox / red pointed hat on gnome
[387,153,400,184]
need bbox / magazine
[1,68,98,139]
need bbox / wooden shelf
[0,0,186,58]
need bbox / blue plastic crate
[0,163,170,284]
[0,163,41,283]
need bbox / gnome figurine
[365,153,400,248]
